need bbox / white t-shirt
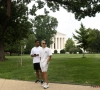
[39,47,52,63]
[30,46,42,63]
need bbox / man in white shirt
[39,40,52,89]
[30,40,43,84]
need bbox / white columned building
[50,32,66,53]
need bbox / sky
[48,8,100,39]
[28,2,100,40]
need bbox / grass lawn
[0,54,100,86]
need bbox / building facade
[50,32,66,53]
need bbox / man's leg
[36,70,40,80]
[42,63,49,84]
[43,72,48,84]
[42,72,49,89]
[40,70,44,84]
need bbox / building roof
[55,32,66,37]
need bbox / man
[39,40,52,89]
[30,40,43,84]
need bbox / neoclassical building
[50,32,66,53]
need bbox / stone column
[50,38,52,49]
[52,37,54,49]
[61,37,63,49]
[55,37,57,50]
[63,38,65,48]
[58,37,60,49]
[60,38,62,49]
[57,37,59,49]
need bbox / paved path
[0,78,100,90]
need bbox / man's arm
[30,48,36,57]
[47,56,52,63]
[47,48,52,63]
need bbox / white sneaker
[41,83,46,87]
[43,84,49,89]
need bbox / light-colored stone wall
[50,32,66,53]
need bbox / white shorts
[40,62,49,72]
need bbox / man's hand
[47,56,51,64]
[31,54,36,57]
[36,54,39,56]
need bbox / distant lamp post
[20,45,26,66]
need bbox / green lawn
[0,54,100,86]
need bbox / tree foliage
[87,28,100,53]
[73,24,89,51]
[24,34,36,54]
[32,15,58,47]
[46,0,100,20]
[73,23,89,57]
[65,38,75,52]
[0,0,33,61]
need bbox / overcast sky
[28,2,100,40]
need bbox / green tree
[73,23,89,57]
[0,0,33,61]
[88,29,100,53]
[32,15,58,47]
[5,38,28,56]
[24,34,36,54]
[65,38,75,52]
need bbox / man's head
[41,40,46,48]
[35,40,40,47]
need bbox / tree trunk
[82,49,85,58]
[0,0,11,61]
[82,52,85,58]
[0,37,5,61]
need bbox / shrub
[69,47,82,54]
[60,49,65,54]
[54,50,58,54]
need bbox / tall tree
[73,23,89,57]
[65,38,75,52]
[32,15,58,47]
[0,0,11,61]
[24,34,36,54]
[0,0,33,61]
[88,28,100,53]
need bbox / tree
[87,28,100,53]
[73,23,89,57]
[0,0,33,61]
[32,15,58,47]
[24,34,36,54]
[65,38,75,52]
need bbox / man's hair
[35,40,39,43]
[41,40,46,43]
